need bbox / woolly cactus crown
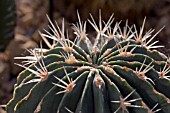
[7,12,170,113]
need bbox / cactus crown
[7,12,170,113]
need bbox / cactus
[0,0,16,51]
[7,13,170,113]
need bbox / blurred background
[0,0,170,112]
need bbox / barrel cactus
[7,13,170,113]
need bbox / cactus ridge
[7,13,170,113]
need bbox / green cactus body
[0,0,16,51]
[7,13,170,113]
